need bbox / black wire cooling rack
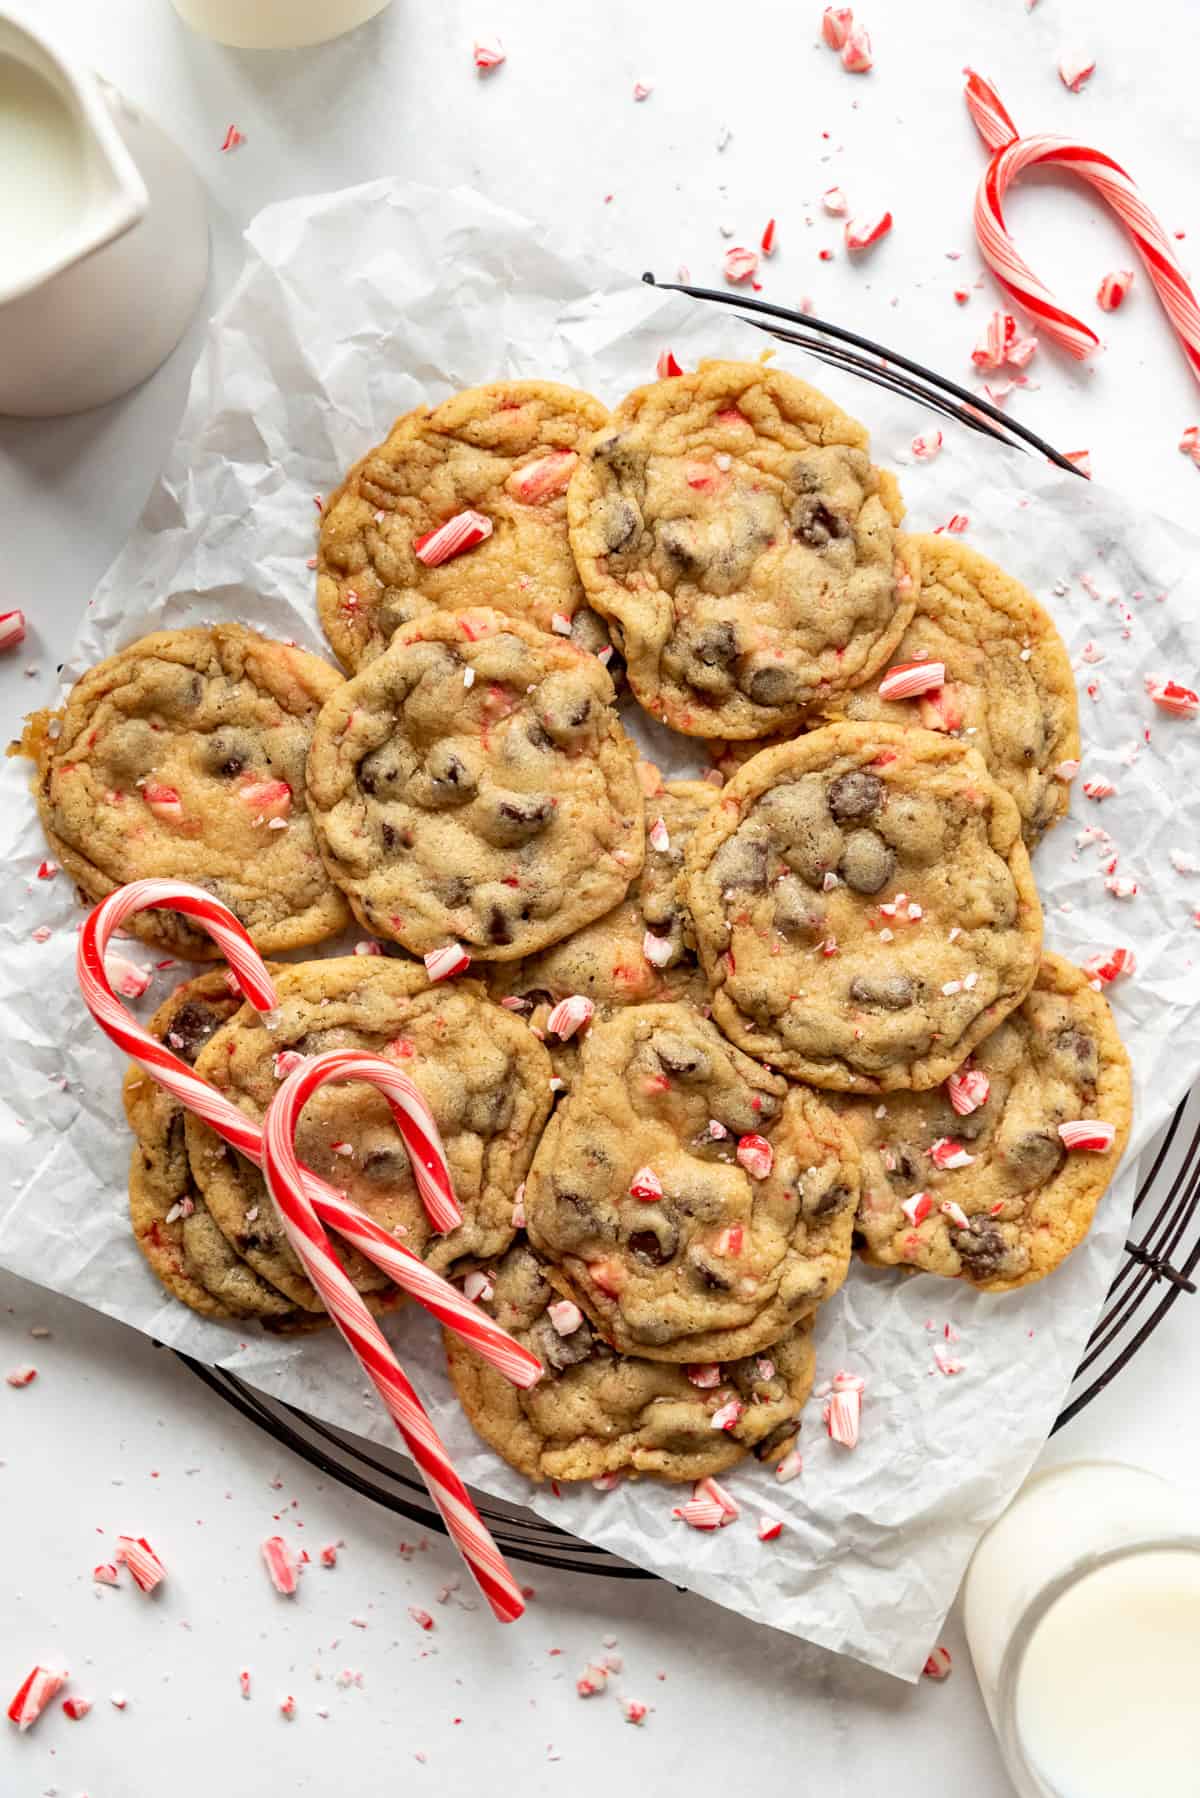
[175,288,1200,1573]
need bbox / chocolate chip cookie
[185,958,553,1310]
[840,955,1132,1291]
[22,626,350,959]
[525,1003,858,1362]
[446,1239,815,1481]
[820,536,1080,843]
[566,359,918,738]
[685,722,1043,1092]
[306,609,645,960]
[317,380,611,672]
[125,971,324,1327]
[486,779,717,1074]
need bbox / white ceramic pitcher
[0,12,209,416]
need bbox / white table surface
[3,2,1199,1792]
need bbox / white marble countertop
[3,2,1199,1792]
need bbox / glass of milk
[963,1461,1200,1798]
[169,0,392,49]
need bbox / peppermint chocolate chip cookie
[23,626,350,959]
[567,359,917,737]
[186,958,553,1310]
[125,971,322,1327]
[685,722,1043,1092]
[525,1003,857,1362]
[840,955,1132,1291]
[821,536,1080,843]
[306,609,645,959]
[446,1240,815,1481]
[486,779,717,1073]
[317,380,611,672]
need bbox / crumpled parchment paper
[2,180,1198,1680]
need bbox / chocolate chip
[772,875,826,938]
[792,497,848,548]
[651,1032,711,1080]
[409,744,477,808]
[712,833,768,891]
[381,822,398,849]
[359,746,404,796]
[361,1148,409,1183]
[1054,1027,1098,1085]
[533,1313,595,1372]
[1005,1129,1065,1185]
[628,1227,677,1265]
[600,496,640,552]
[205,728,256,778]
[740,661,804,708]
[839,829,895,894]
[166,1001,224,1065]
[486,905,513,945]
[827,770,884,821]
[754,1420,799,1461]
[849,974,915,1010]
[484,792,555,845]
[956,1220,1009,1280]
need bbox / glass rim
[995,1533,1200,1798]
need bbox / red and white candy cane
[964,69,1200,383]
[263,1051,526,1622]
[75,881,541,1390]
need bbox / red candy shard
[722,245,760,285]
[62,1696,91,1721]
[261,1534,299,1596]
[473,36,505,70]
[1145,675,1199,717]
[923,1645,953,1680]
[655,349,683,379]
[820,7,853,49]
[629,1165,664,1202]
[845,210,892,251]
[760,217,777,257]
[1058,1120,1117,1151]
[735,1132,774,1179]
[878,659,946,701]
[7,1666,66,1731]
[506,451,578,504]
[413,510,493,567]
[1097,269,1133,311]
[0,609,27,651]
[115,1535,166,1593]
[423,941,471,982]
[840,23,873,71]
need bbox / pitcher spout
[0,14,148,308]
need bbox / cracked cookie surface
[685,722,1043,1092]
[306,609,645,959]
[446,1239,815,1481]
[24,625,349,959]
[525,1003,857,1362]
[185,958,553,1309]
[839,955,1131,1291]
[567,359,916,738]
[317,380,610,672]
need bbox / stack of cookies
[22,359,1133,1491]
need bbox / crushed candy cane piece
[758,1515,784,1541]
[143,781,183,823]
[104,952,152,1000]
[62,1696,91,1721]
[902,1192,934,1226]
[5,1363,36,1387]
[821,6,853,49]
[686,1364,722,1389]
[760,217,777,256]
[822,186,848,215]
[353,939,382,956]
[911,429,943,460]
[239,778,291,819]
[7,1666,66,1731]
[115,1535,166,1593]
[633,80,653,102]
[261,1535,299,1595]
[649,815,671,852]
[577,1664,608,1697]
[462,1269,494,1303]
[656,349,684,379]
[506,450,578,504]
[1097,269,1133,311]
[972,310,1015,370]
[923,1646,953,1680]
[413,510,492,567]
[710,1398,745,1432]
[1082,779,1116,800]
[547,1299,584,1336]
[933,1346,963,1376]
[0,609,27,651]
[511,1182,527,1229]
[736,1132,774,1179]
[1145,676,1198,717]
[840,23,873,71]
[642,929,674,967]
[845,209,891,251]
[694,1475,740,1521]
[409,1606,434,1631]
[629,1165,664,1202]
[878,659,946,700]
[219,124,244,152]
[1007,334,1039,368]
[473,37,505,70]
[1065,449,1093,478]
[424,942,471,982]
[940,1199,970,1229]
[36,859,58,879]
[673,1499,725,1529]
[93,1562,119,1585]
[546,995,594,1040]
[1083,947,1136,985]
[722,245,759,284]
[775,1448,804,1482]
[1058,1120,1116,1151]
[1053,759,1081,782]
[826,1387,861,1447]
[1105,875,1138,899]
[1179,426,1200,465]
[320,1544,338,1568]
[929,1137,974,1170]
[1058,49,1096,93]
[948,1066,991,1116]
[624,1699,648,1725]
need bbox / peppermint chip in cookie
[446,1239,816,1482]
[317,380,611,672]
[685,722,1043,1092]
[486,779,717,1074]
[566,359,918,738]
[185,958,553,1311]
[23,625,350,959]
[821,536,1080,843]
[840,955,1132,1291]
[125,971,324,1328]
[306,609,645,960]
[525,1003,858,1362]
